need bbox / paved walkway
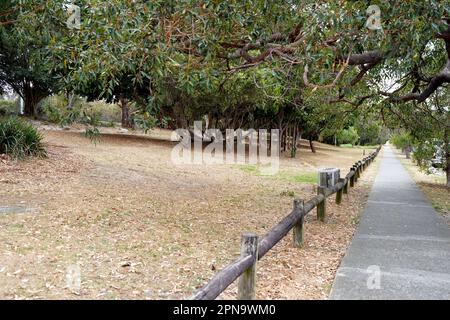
[330,145,450,299]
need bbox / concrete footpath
[330,145,450,299]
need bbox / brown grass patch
[0,126,380,299]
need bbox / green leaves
[0,117,47,159]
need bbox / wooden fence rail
[191,146,382,300]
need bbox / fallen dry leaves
[0,126,380,300]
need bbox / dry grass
[0,125,380,300]
[392,147,449,221]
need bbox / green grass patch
[234,164,259,174]
[235,164,317,184]
[340,144,378,149]
[280,171,317,184]
[280,190,296,197]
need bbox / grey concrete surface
[329,145,450,300]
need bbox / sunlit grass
[234,164,317,184]
[340,144,378,149]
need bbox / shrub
[40,95,68,123]
[40,94,121,126]
[390,132,412,150]
[0,99,19,116]
[0,117,46,159]
[88,100,121,123]
[337,127,359,146]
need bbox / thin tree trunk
[291,126,297,158]
[446,154,450,188]
[67,92,75,110]
[120,97,132,128]
[445,126,450,188]
[309,136,316,153]
[405,145,411,159]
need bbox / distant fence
[191,146,382,300]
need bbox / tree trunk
[67,92,75,110]
[309,137,316,153]
[405,145,411,159]
[23,84,47,117]
[120,97,132,128]
[445,126,450,188]
[446,155,450,188]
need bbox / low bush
[337,127,359,146]
[40,94,121,125]
[390,132,413,150]
[0,117,46,159]
[0,99,19,116]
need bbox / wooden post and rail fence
[191,145,382,300]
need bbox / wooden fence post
[238,233,258,300]
[343,178,348,194]
[317,186,327,222]
[292,199,305,248]
[336,179,344,204]
[350,167,356,187]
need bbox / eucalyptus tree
[4,1,449,130]
[136,1,450,105]
[0,1,57,116]
[384,89,449,187]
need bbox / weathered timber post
[238,233,258,300]
[317,186,327,222]
[336,179,344,204]
[293,199,305,248]
[350,167,356,187]
[343,178,349,194]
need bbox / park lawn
[393,147,449,221]
[0,125,379,300]
[339,144,379,149]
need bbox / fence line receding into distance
[191,146,382,300]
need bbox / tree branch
[381,61,450,103]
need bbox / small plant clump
[0,117,47,159]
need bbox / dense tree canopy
[0,1,449,183]
[3,1,449,110]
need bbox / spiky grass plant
[0,117,47,159]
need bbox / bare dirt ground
[0,125,380,300]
